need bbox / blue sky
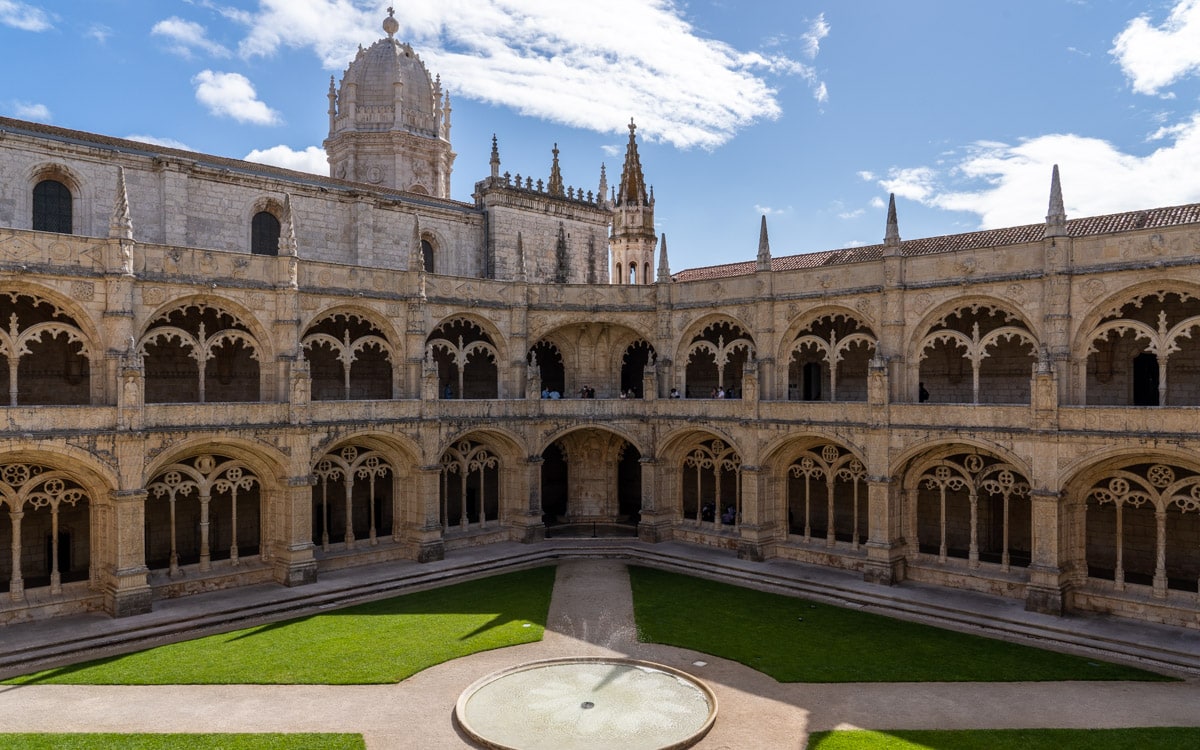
[4,1,1200,272]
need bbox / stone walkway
[0,560,1198,749]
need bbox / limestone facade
[0,17,1198,632]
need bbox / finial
[757,215,771,271]
[490,134,500,178]
[1045,164,1067,239]
[548,143,564,197]
[110,166,133,242]
[884,193,901,249]
[383,7,399,38]
[628,117,636,136]
[656,233,671,282]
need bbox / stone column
[637,457,671,543]
[271,475,318,587]
[408,464,445,562]
[1024,488,1068,615]
[102,489,153,617]
[514,455,545,543]
[736,465,772,561]
[7,509,24,601]
[862,478,907,585]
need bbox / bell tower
[610,119,656,285]
[324,7,455,197]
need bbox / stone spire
[548,143,564,197]
[109,166,133,241]
[884,193,901,251]
[516,231,527,282]
[656,233,671,282]
[756,215,771,271]
[1044,164,1067,239]
[489,134,500,178]
[279,193,298,257]
[609,118,656,285]
[597,163,608,208]
[327,76,337,134]
[617,118,648,206]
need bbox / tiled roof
[0,116,473,211]
[673,203,1200,283]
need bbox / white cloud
[245,145,329,175]
[1112,0,1200,95]
[12,101,51,121]
[838,208,865,220]
[153,16,231,58]
[85,24,112,43]
[867,114,1200,229]
[754,204,792,216]
[868,196,886,209]
[125,134,195,151]
[192,70,281,125]
[0,0,52,31]
[232,0,822,150]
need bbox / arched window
[251,211,281,256]
[32,179,72,234]
[422,239,435,274]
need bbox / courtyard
[0,542,1198,748]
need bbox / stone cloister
[1,10,1199,633]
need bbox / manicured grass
[4,566,555,685]
[628,566,1170,683]
[807,728,1200,749]
[0,735,364,750]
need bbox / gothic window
[251,211,281,256]
[139,303,262,403]
[422,238,435,274]
[681,439,741,528]
[32,179,72,234]
[683,320,754,398]
[0,462,90,598]
[439,440,500,530]
[0,292,91,406]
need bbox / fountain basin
[455,657,717,750]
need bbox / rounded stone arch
[892,438,1032,490]
[536,423,648,460]
[895,440,1035,570]
[674,313,757,399]
[1069,281,1200,407]
[139,294,276,361]
[426,314,506,400]
[435,427,527,531]
[0,443,118,499]
[143,435,289,488]
[0,445,116,597]
[759,433,870,546]
[660,426,746,528]
[778,306,878,403]
[25,161,86,234]
[777,304,879,355]
[1059,449,1200,598]
[0,285,105,406]
[247,196,286,256]
[657,425,745,464]
[309,431,420,550]
[311,429,422,475]
[758,430,868,475]
[301,304,402,400]
[300,303,403,350]
[907,295,1041,405]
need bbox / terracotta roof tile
[673,202,1200,283]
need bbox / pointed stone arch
[676,316,755,399]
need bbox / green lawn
[0,735,364,750]
[628,566,1170,683]
[4,566,555,685]
[807,728,1200,749]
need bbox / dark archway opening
[541,442,568,526]
[617,444,642,524]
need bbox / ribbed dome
[333,38,437,133]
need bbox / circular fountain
[455,657,717,750]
